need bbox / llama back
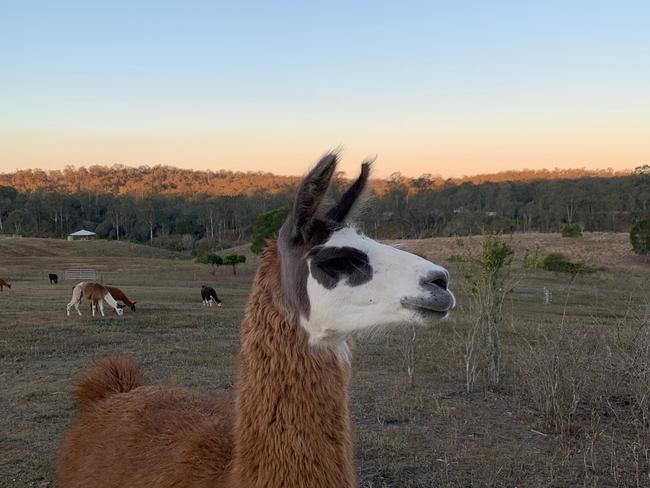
[58,356,234,488]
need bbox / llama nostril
[421,270,448,291]
[431,278,447,290]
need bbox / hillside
[0,237,185,260]
[396,232,643,271]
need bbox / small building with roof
[67,229,97,241]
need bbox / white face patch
[300,227,455,345]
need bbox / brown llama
[0,278,11,291]
[57,153,455,488]
[67,282,124,317]
[90,285,136,312]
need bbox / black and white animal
[201,285,222,307]
[49,273,59,284]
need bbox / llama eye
[310,246,372,285]
[320,256,352,274]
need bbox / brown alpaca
[90,285,136,312]
[0,278,10,291]
[67,282,124,317]
[57,154,455,488]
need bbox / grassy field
[1,234,648,487]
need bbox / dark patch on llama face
[278,217,336,320]
[308,246,373,290]
[278,217,356,320]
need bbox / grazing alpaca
[49,273,59,284]
[0,278,10,291]
[201,285,222,307]
[67,282,124,317]
[57,154,455,488]
[90,285,136,312]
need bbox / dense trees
[630,219,650,258]
[358,171,649,239]
[0,164,629,197]
[251,207,289,254]
[0,166,648,254]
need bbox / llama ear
[289,153,338,241]
[326,160,372,223]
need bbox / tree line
[0,164,631,197]
[0,166,648,253]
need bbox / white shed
[68,229,97,241]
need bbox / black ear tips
[290,152,340,237]
[325,157,373,223]
[360,161,372,178]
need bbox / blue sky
[1,1,648,177]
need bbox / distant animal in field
[0,278,11,291]
[201,285,222,307]
[49,273,59,284]
[67,282,124,317]
[90,285,136,313]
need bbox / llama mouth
[400,294,454,318]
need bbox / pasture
[1,234,648,487]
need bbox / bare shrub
[516,283,650,454]
[611,287,650,432]
[515,322,608,436]
[454,317,480,394]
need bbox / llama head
[277,153,455,346]
[115,304,125,316]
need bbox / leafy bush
[630,219,650,257]
[541,253,593,275]
[208,254,224,266]
[457,235,536,389]
[223,254,246,275]
[561,223,583,238]
[479,234,515,272]
[251,207,289,254]
[196,252,225,274]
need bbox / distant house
[68,229,97,241]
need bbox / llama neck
[230,244,355,488]
[102,292,118,309]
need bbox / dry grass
[1,233,648,487]
[395,231,642,271]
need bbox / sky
[1,1,649,178]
